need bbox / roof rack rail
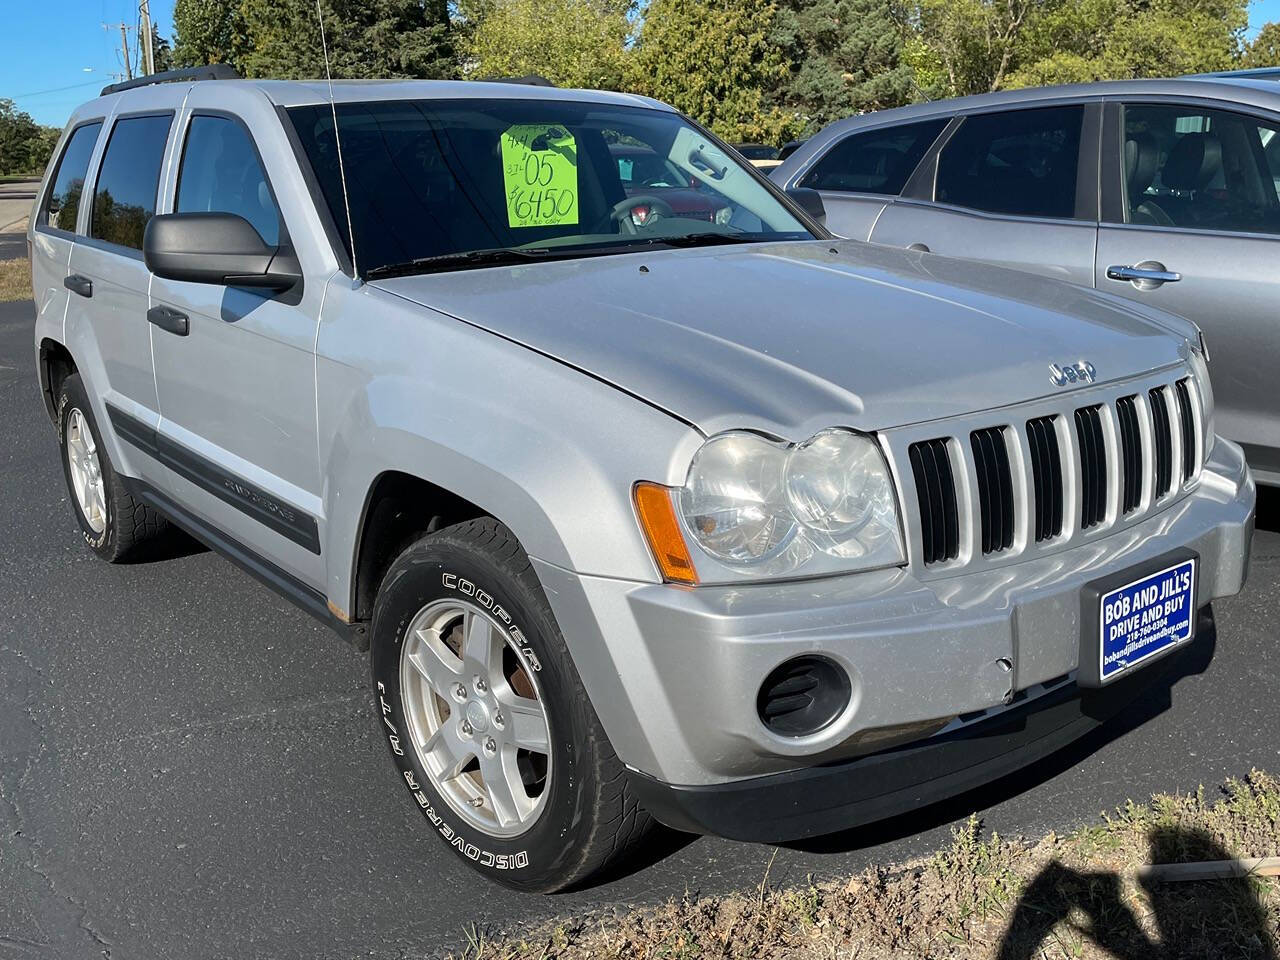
[485,74,556,87]
[101,64,241,97]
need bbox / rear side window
[1118,103,1280,235]
[936,106,1084,219]
[90,114,172,251]
[800,119,947,195]
[42,122,102,233]
[176,115,281,246]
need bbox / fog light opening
[756,655,851,737]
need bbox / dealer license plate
[1096,558,1196,683]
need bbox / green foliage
[0,100,59,176]
[771,0,915,133]
[173,0,247,68]
[160,0,1279,151]
[1243,21,1280,69]
[629,0,805,143]
[237,0,455,79]
[466,0,631,89]
[175,0,454,79]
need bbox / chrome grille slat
[1115,395,1142,514]
[970,427,1014,554]
[1025,415,1064,542]
[1074,404,1107,530]
[886,366,1203,576]
[1149,386,1174,499]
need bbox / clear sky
[5,0,1280,128]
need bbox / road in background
[1,296,1277,959]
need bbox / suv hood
[373,240,1195,439]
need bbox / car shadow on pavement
[116,524,209,564]
[782,610,1217,858]
[996,826,1278,959]
[1255,484,1280,534]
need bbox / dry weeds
[450,770,1280,959]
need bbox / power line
[12,79,105,100]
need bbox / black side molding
[107,404,321,554]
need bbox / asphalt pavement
[1,296,1278,960]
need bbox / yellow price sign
[500,124,579,228]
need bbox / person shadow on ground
[996,826,1278,959]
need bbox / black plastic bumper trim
[627,642,1195,843]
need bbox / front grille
[1174,379,1197,481]
[908,438,959,564]
[1150,387,1174,498]
[1026,416,1063,542]
[1115,395,1143,514]
[898,372,1202,570]
[1075,404,1108,529]
[970,427,1014,554]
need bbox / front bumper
[532,437,1253,811]
[626,638,1203,842]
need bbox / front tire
[56,373,167,562]
[370,518,652,891]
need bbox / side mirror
[786,187,826,225]
[144,212,301,291]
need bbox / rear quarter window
[90,114,173,251]
[800,119,947,195]
[41,122,102,233]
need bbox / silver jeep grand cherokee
[30,69,1254,892]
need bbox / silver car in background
[772,78,1280,484]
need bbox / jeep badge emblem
[1049,361,1096,386]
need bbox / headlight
[673,429,905,581]
[1188,335,1215,460]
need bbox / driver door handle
[148,305,189,336]
[1106,264,1181,285]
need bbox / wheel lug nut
[474,676,487,693]
[493,711,504,729]
[452,682,467,701]
[460,720,473,737]
[483,736,497,756]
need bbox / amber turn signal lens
[633,482,698,585]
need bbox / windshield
[286,98,813,277]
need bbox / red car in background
[609,143,721,223]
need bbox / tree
[771,0,915,132]
[0,100,58,176]
[908,0,1045,97]
[629,0,804,144]
[237,0,455,79]
[466,0,631,89]
[173,0,247,69]
[1243,21,1280,68]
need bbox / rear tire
[56,373,168,562]
[369,517,653,892]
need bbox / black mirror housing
[785,187,826,225]
[143,212,301,290]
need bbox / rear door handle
[64,274,92,298]
[147,305,189,336]
[1106,263,1181,286]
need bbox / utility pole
[139,0,155,76]
[104,22,134,81]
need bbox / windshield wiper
[365,247,557,280]
[632,231,763,250]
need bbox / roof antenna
[316,0,359,278]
